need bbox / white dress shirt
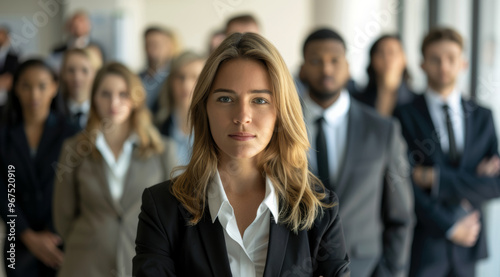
[424,88,465,154]
[95,131,137,203]
[207,170,279,277]
[303,89,350,184]
[68,99,90,128]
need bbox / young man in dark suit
[394,27,500,277]
[299,28,415,277]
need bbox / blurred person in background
[356,34,416,116]
[48,11,103,73]
[225,14,260,35]
[156,51,205,166]
[53,62,177,277]
[140,26,181,113]
[300,28,414,277]
[60,48,101,130]
[208,29,226,54]
[0,59,79,277]
[0,25,19,114]
[395,27,500,277]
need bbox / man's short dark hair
[421,27,464,57]
[302,28,346,57]
[225,14,259,33]
[144,26,173,39]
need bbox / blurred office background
[0,0,499,276]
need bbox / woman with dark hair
[356,34,416,116]
[133,33,350,276]
[0,59,79,277]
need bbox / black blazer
[0,52,20,75]
[133,181,351,277]
[0,112,78,276]
[355,82,416,115]
[394,95,500,273]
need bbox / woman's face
[171,60,204,109]
[206,58,277,161]
[63,54,95,102]
[371,38,406,77]
[15,67,57,115]
[94,74,133,126]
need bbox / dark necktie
[316,116,330,187]
[74,111,84,128]
[442,104,460,166]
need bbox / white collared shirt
[424,88,465,154]
[67,99,90,128]
[303,89,351,185]
[207,170,279,277]
[95,131,137,203]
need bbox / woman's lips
[228,132,256,141]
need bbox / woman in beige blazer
[53,62,177,277]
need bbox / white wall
[313,0,400,87]
[143,0,312,73]
[0,0,64,59]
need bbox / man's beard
[308,85,342,103]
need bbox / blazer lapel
[335,99,362,196]
[459,99,475,167]
[194,206,233,277]
[91,156,123,215]
[263,217,289,277]
[9,124,37,186]
[119,148,144,212]
[412,95,444,162]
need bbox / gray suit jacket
[53,135,177,277]
[307,98,415,277]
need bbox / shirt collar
[303,89,351,125]
[425,87,462,113]
[67,99,90,115]
[95,131,139,164]
[207,170,279,224]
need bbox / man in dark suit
[48,11,103,72]
[394,27,500,277]
[299,28,414,277]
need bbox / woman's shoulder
[143,179,182,213]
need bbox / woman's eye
[253,98,269,104]
[119,92,129,98]
[217,96,232,103]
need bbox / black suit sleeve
[313,192,351,277]
[436,112,500,206]
[393,110,462,234]
[133,187,177,277]
[375,120,415,277]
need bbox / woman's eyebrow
[212,88,272,94]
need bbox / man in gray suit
[299,28,414,277]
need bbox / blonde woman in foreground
[133,33,350,277]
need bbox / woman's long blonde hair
[77,62,164,159]
[172,33,332,233]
